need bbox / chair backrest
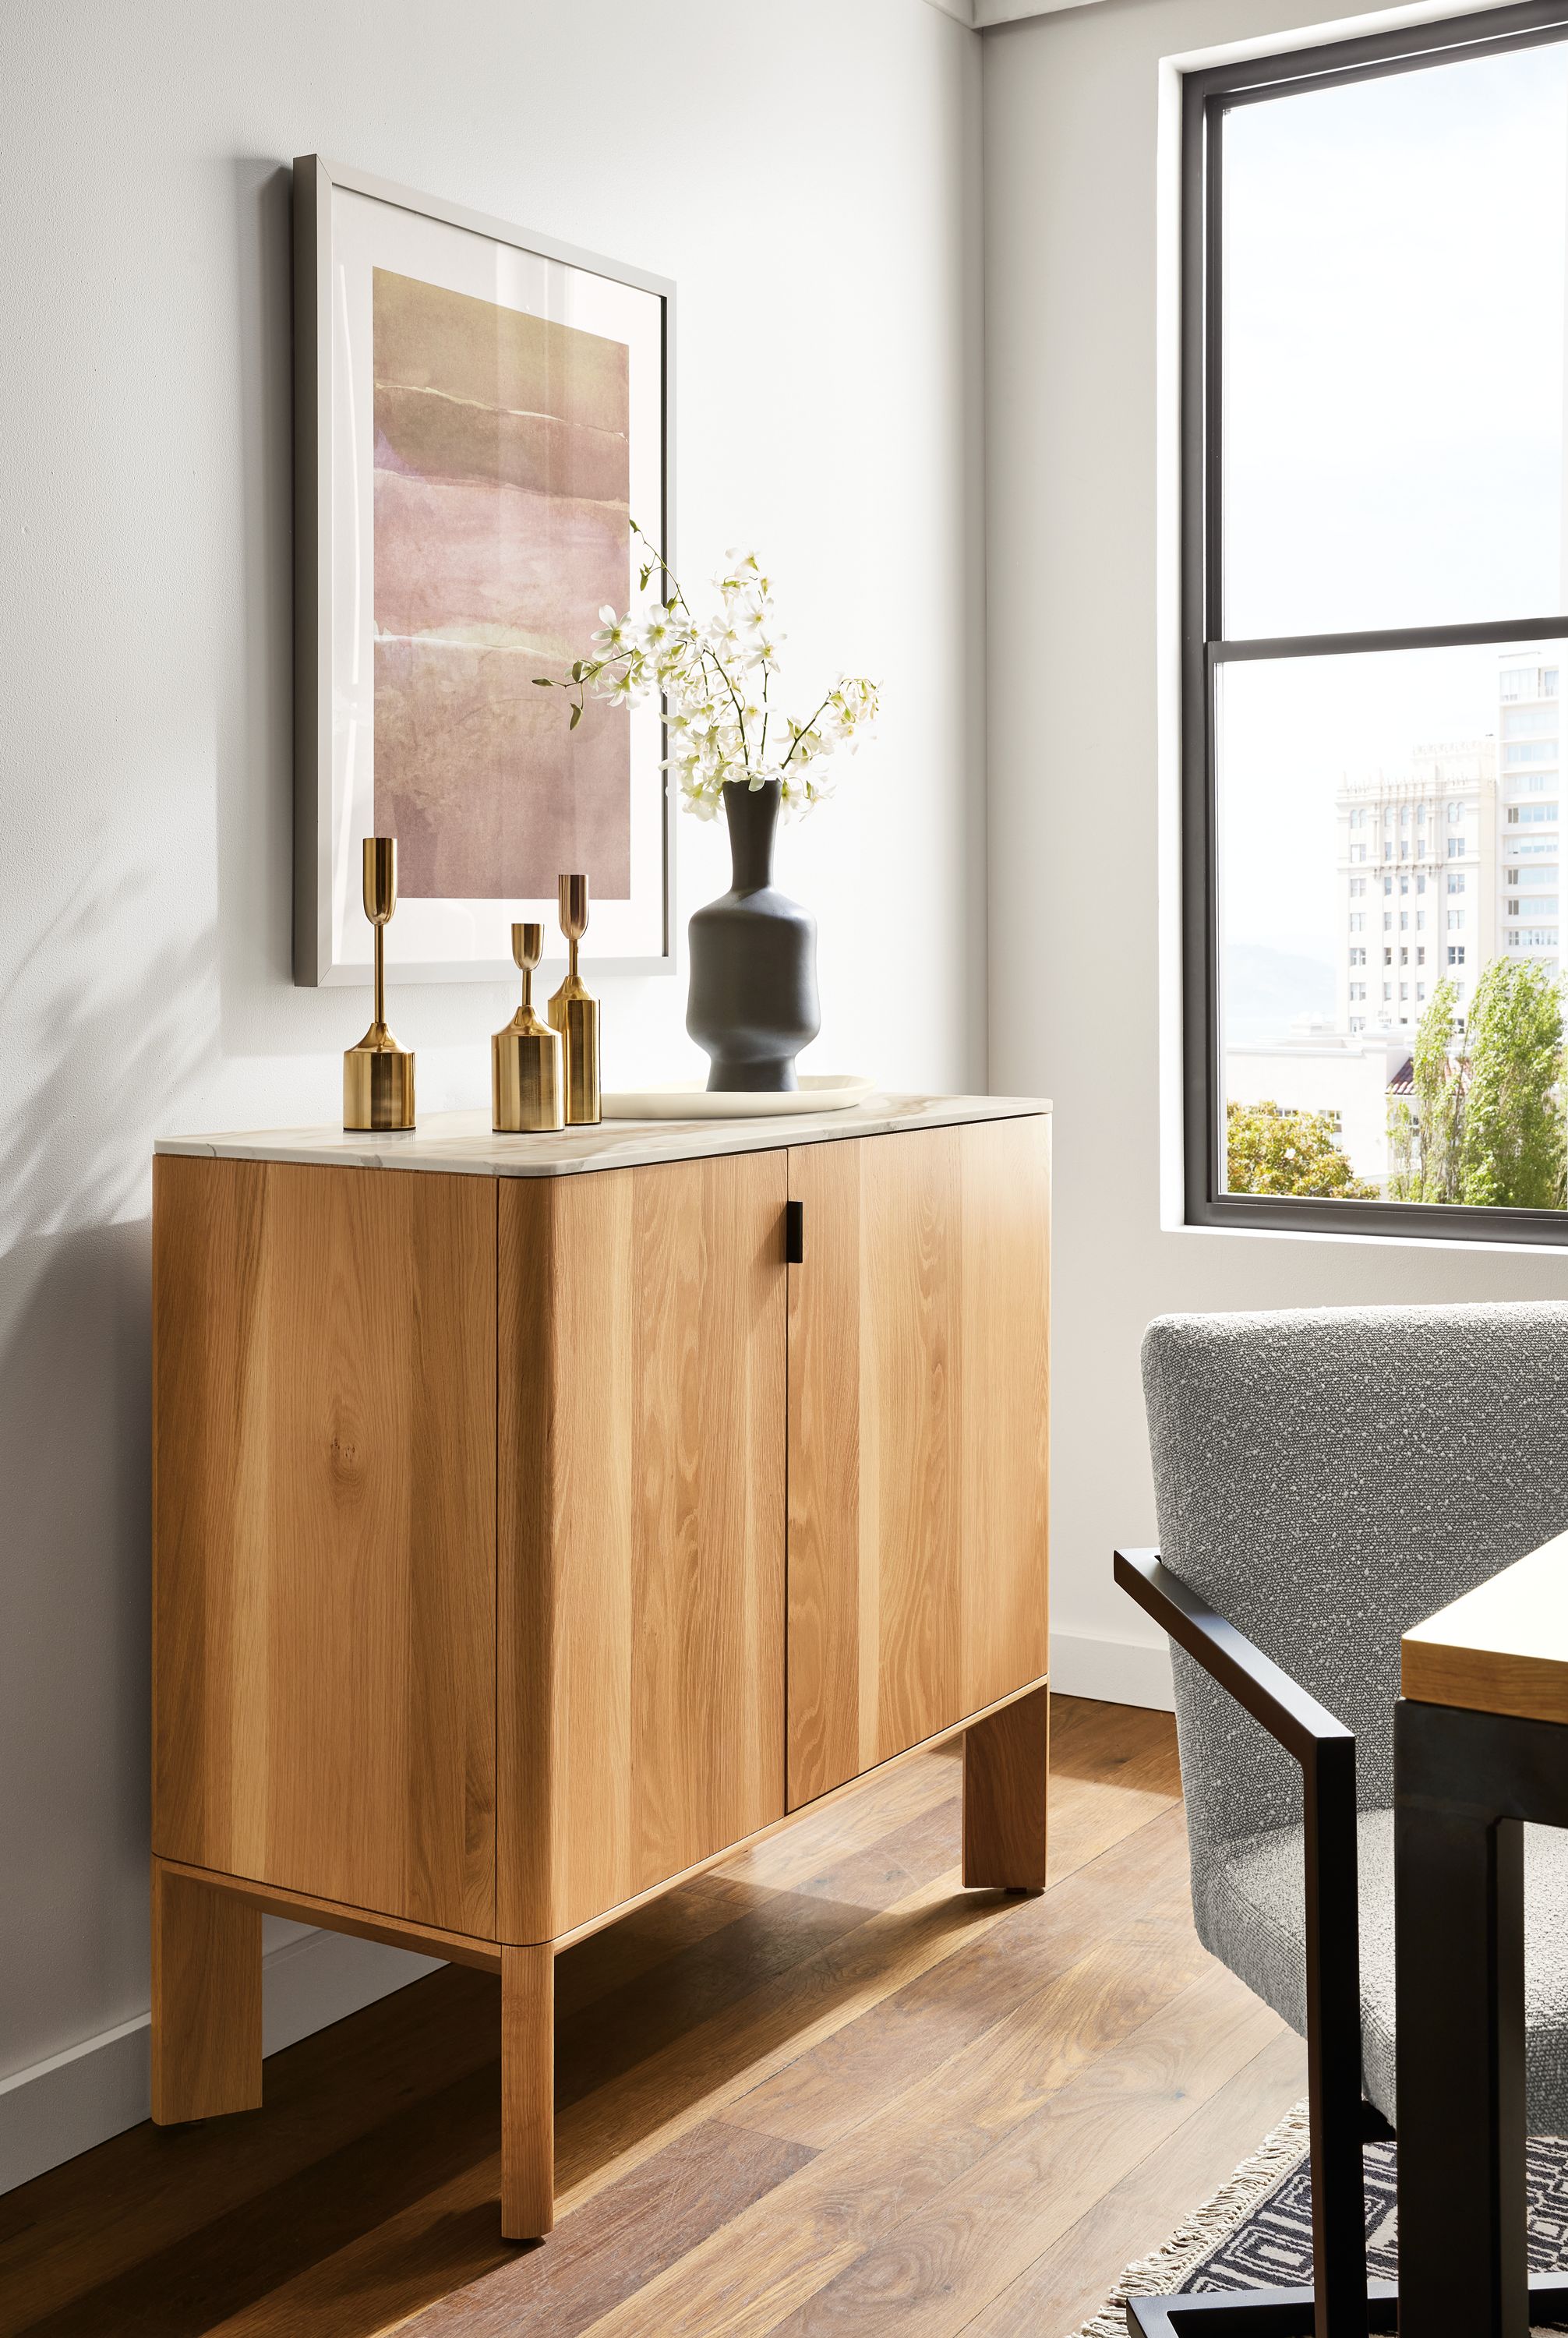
[1142,1303,1568,1863]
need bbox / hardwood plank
[962,1684,1048,1890]
[753,1965,1280,2336]
[721,1806,1193,2155]
[499,1153,788,1943]
[785,1121,1049,1806]
[153,1157,496,1936]
[962,2023,1306,2338]
[150,1865,263,2125]
[400,2122,816,2338]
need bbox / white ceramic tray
[602,1075,876,1121]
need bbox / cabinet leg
[501,1944,555,2239]
[150,1860,263,2124]
[962,1686,1048,1891]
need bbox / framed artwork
[291,155,675,984]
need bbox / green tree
[1387,977,1465,1203]
[1227,1100,1378,1199]
[1459,957,1566,1209]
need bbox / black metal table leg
[1395,1698,1528,2338]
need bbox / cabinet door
[786,1117,1050,1808]
[153,1157,498,1936]
[499,1150,788,1941]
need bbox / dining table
[1397,1532,1568,2338]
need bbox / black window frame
[1183,0,1568,1245]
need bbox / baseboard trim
[0,1925,443,2198]
[1051,1627,1174,1712]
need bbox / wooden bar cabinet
[150,1093,1051,2237]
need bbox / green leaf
[531,676,553,687]
[570,660,584,683]
[569,704,582,730]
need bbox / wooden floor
[0,1698,1303,2338]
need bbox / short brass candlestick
[493,923,563,1132]
[547,873,600,1126]
[343,836,415,1132]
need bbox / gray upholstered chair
[1116,1302,1568,2338]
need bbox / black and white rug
[1075,2103,1568,2336]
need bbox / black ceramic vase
[687,779,821,1092]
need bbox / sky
[1219,37,1568,969]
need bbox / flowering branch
[533,525,879,819]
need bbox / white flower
[549,530,878,819]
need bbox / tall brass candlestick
[343,837,415,1132]
[547,874,600,1126]
[492,923,563,1132]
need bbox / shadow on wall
[0,871,215,2071]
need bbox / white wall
[0,0,984,2189]
[984,0,1568,1713]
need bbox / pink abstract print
[372,269,632,899]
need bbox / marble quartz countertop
[154,1093,1051,1179]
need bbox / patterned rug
[1073,2101,1568,2335]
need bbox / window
[1502,664,1559,701]
[1350,878,1367,896]
[1349,912,1365,931]
[1504,705,1559,738]
[1350,982,1366,1000]
[1193,8,1568,1240]
[1348,947,1366,965]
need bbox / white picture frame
[291,154,676,985]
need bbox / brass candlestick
[493,924,563,1132]
[547,873,600,1126]
[343,837,415,1132]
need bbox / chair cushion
[1198,1809,1568,2131]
